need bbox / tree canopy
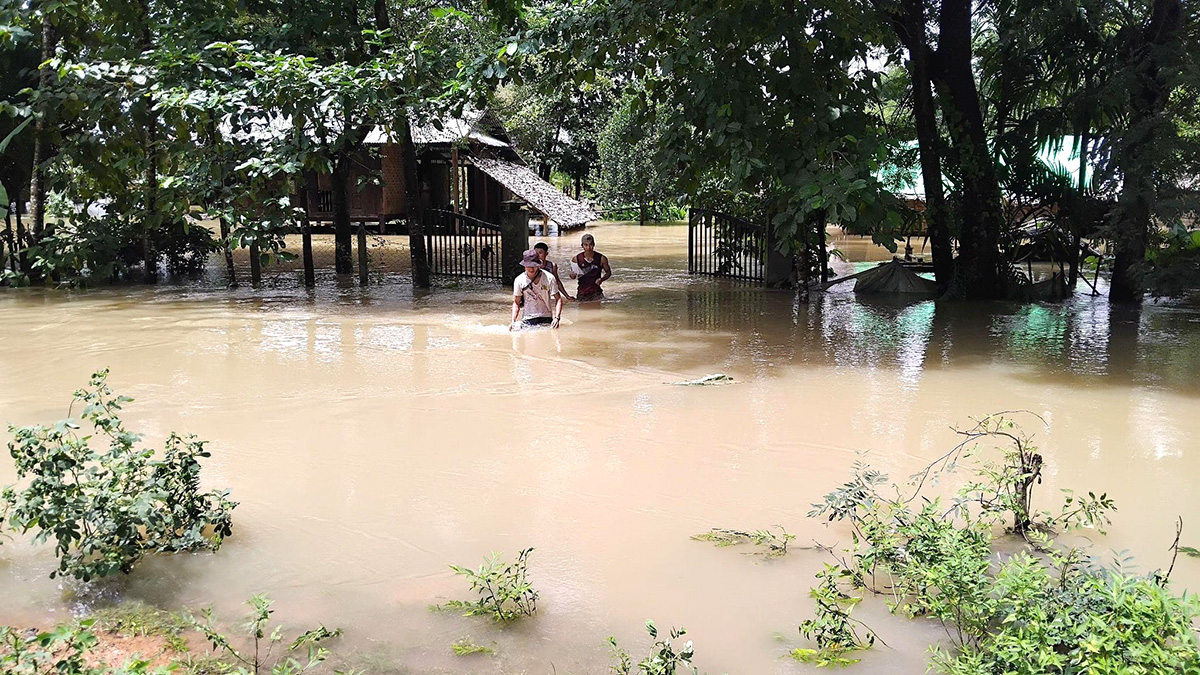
[2,0,1199,300]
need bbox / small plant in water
[691,525,795,557]
[792,565,876,667]
[450,638,494,656]
[608,621,701,675]
[189,594,344,675]
[442,547,538,621]
[1,369,237,581]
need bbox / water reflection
[674,282,1200,396]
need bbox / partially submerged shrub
[443,548,538,621]
[692,526,795,557]
[189,594,342,675]
[1,369,237,581]
[450,638,494,656]
[792,565,876,667]
[802,413,1200,672]
[609,621,700,675]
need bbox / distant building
[302,110,596,231]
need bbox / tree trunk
[574,175,581,199]
[1068,132,1089,290]
[1110,0,1183,303]
[897,0,953,292]
[332,153,353,274]
[219,216,236,287]
[3,208,11,272]
[29,12,55,244]
[14,190,28,274]
[399,116,430,288]
[933,0,1006,299]
[639,201,647,226]
[818,211,829,284]
[140,10,158,283]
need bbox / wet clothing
[574,252,606,301]
[513,270,559,320]
[522,316,554,327]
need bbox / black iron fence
[688,208,767,282]
[425,209,503,281]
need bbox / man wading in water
[511,249,563,330]
[569,233,611,301]
[534,242,574,301]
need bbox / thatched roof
[472,157,597,229]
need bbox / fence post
[499,201,529,283]
[763,213,795,289]
[357,221,369,286]
[687,208,694,274]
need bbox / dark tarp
[854,259,940,295]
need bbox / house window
[317,190,334,213]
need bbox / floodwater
[1,222,1199,674]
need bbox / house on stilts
[302,110,596,232]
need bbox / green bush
[2,369,237,581]
[442,548,538,622]
[609,621,700,675]
[802,414,1200,673]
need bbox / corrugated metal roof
[472,157,597,229]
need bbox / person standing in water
[534,242,574,301]
[511,249,563,330]
[569,233,611,301]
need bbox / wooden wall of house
[303,147,518,228]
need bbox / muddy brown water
[1,222,1198,674]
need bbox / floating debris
[672,373,734,386]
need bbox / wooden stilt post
[249,241,262,287]
[302,224,314,287]
[357,221,369,286]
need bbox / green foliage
[0,620,169,675]
[792,565,876,667]
[450,638,494,656]
[608,621,700,675]
[189,594,344,675]
[443,548,538,621]
[691,526,794,557]
[594,94,681,214]
[2,369,237,581]
[805,414,1200,673]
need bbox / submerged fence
[424,209,503,281]
[688,208,767,283]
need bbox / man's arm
[551,293,564,328]
[599,255,612,283]
[510,294,522,330]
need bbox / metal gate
[425,209,503,281]
[688,208,767,282]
